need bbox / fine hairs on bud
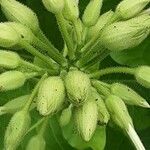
[65,70,91,106]
[100,14,150,51]
[0,23,20,48]
[116,0,150,19]
[6,22,35,45]
[0,50,21,69]
[4,110,31,150]
[1,0,39,32]
[37,76,65,116]
[82,0,103,27]
[0,71,26,91]
[42,0,64,14]
[111,83,150,108]
[63,0,79,22]
[73,98,98,141]
[135,66,150,88]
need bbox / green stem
[38,117,49,136]
[73,19,82,45]
[33,36,68,67]
[23,73,48,112]
[19,41,59,73]
[82,50,110,71]
[89,67,136,78]
[24,72,41,79]
[56,13,75,60]
[76,45,106,68]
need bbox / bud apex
[82,0,103,27]
[87,10,114,39]
[105,95,133,129]
[100,14,150,51]
[111,83,150,108]
[0,71,26,91]
[0,23,19,48]
[135,66,150,88]
[91,88,110,125]
[116,0,150,19]
[73,99,98,141]
[0,50,21,69]
[59,105,72,127]
[1,0,39,32]
[65,70,91,106]
[26,134,46,150]
[37,76,65,116]
[42,0,64,14]
[4,110,31,150]
[63,0,79,22]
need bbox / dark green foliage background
[0,0,150,149]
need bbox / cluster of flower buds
[0,0,150,150]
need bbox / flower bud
[4,110,31,150]
[100,14,150,51]
[0,23,19,48]
[63,0,79,22]
[42,0,64,14]
[111,83,150,108]
[135,66,150,88]
[26,134,46,150]
[65,70,91,106]
[59,105,72,127]
[0,71,26,91]
[0,50,21,69]
[73,99,98,141]
[116,0,150,19]
[91,88,110,125]
[6,22,34,44]
[0,95,30,115]
[82,0,103,27]
[105,95,133,129]
[1,0,39,32]
[37,76,65,116]
[87,10,114,39]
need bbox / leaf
[62,121,106,150]
[111,37,150,67]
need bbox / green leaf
[62,121,106,150]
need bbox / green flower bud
[135,66,150,88]
[59,104,72,127]
[42,0,64,14]
[91,88,110,125]
[100,14,150,51]
[0,23,19,48]
[82,0,103,27]
[37,76,65,116]
[0,71,26,91]
[73,99,98,141]
[4,110,31,150]
[0,95,30,115]
[63,0,79,22]
[111,83,150,108]
[26,134,46,150]
[1,0,39,32]
[105,95,133,129]
[116,0,150,19]
[87,10,114,39]
[6,22,34,44]
[65,70,91,106]
[0,50,21,69]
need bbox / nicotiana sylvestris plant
[0,0,150,150]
